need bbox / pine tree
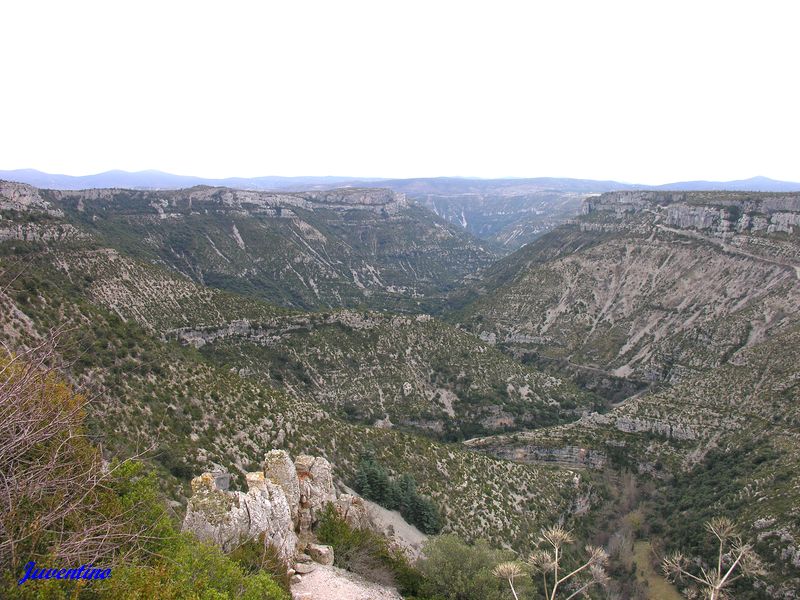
[353,464,372,498]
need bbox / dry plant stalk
[494,525,609,600]
[493,561,526,600]
[662,516,764,600]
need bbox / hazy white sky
[2,1,798,183]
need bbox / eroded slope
[458,191,800,383]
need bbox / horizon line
[1,168,799,188]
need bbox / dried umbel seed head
[585,545,609,567]
[662,551,688,579]
[590,564,610,586]
[706,516,737,542]
[492,562,526,580]
[539,525,574,548]
[527,549,557,572]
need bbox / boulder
[295,455,336,531]
[294,562,316,574]
[307,543,334,566]
[333,494,372,530]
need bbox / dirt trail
[291,564,402,600]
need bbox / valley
[2,180,799,598]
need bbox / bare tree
[662,517,764,600]
[0,336,159,573]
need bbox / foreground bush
[0,346,288,599]
[416,534,521,600]
[95,537,288,600]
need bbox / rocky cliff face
[48,185,409,216]
[417,191,585,250]
[0,180,63,215]
[583,190,800,235]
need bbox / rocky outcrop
[183,450,365,566]
[170,312,438,349]
[295,455,336,535]
[181,470,298,562]
[0,223,91,243]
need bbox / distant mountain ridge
[3,169,800,193]
[0,168,366,192]
[655,174,800,192]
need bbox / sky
[2,1,798,184]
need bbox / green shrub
[229,536,291,592]
[316,504,429,596]
[416,535,520,600]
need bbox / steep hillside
[0,189,592,550]
[457,191,800,383]
[2,181,497,312]
[456,191,800,596]
[11,231,595,441]
[177,312,596,440]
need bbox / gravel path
[291,564,403,600]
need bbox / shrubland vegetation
[0,241,584,551]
